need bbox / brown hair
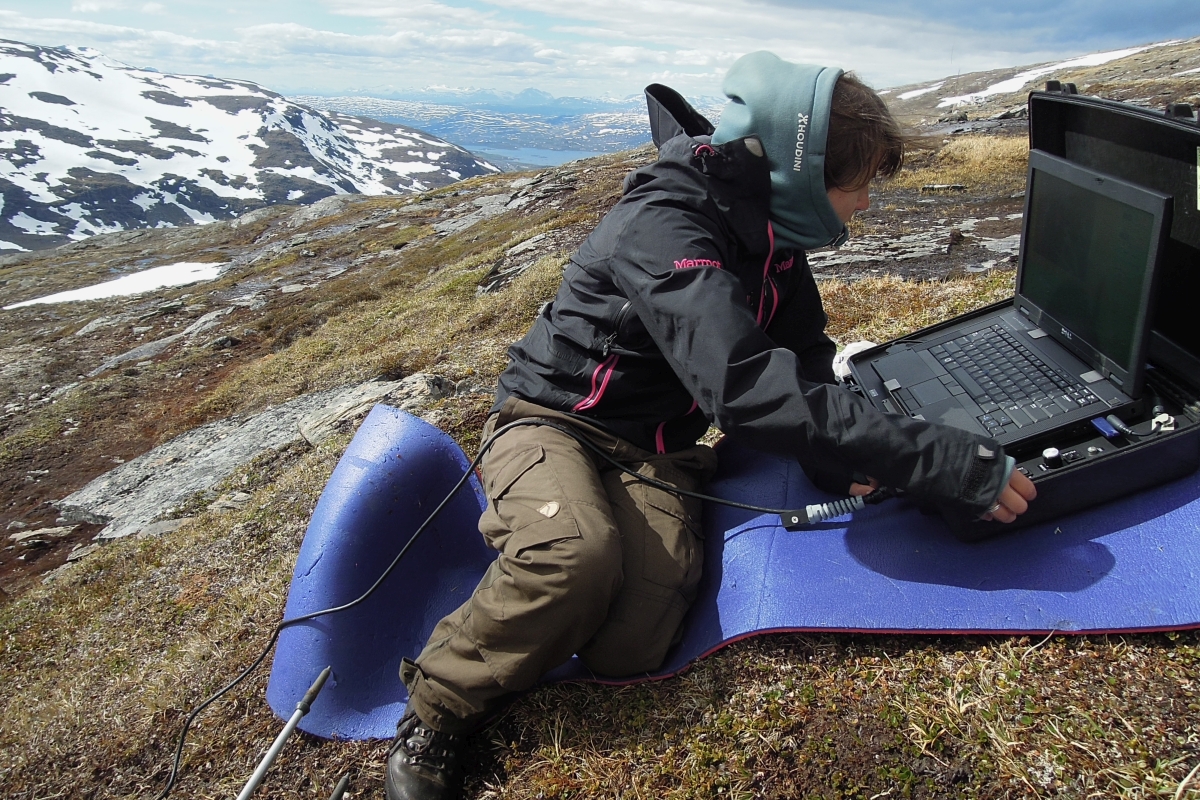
[824,72,906,191]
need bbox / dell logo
[1061,327,1073,339]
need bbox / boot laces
[390,715,462,773]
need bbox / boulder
[286,195,349,228]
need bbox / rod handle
[297,666,332,715]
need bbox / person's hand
[849,476,879,497]
[980,469,1037,522]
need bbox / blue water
[470,147,609,167]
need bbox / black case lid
[1029,91,1200,382]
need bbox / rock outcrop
[55,374,455,540]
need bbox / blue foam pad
[267,405,493,740]
[269,406,1200,739]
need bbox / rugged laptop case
[847,87,1200,541]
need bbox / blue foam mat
[267,405,1200,739]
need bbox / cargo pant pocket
[478,442,582,556]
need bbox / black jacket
[495,86,1010,516]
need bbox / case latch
[1044,80,1078,94]
[1166,102,1197,125]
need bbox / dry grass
[480,632,1199,800]
[821,271,1016,345]
[0,437,339,798]
[194,246,568,421]
[190,210,601,426]
[889,135,1030,194]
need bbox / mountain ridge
[0,39,499,253]
[300,38,1200,157]
[883,38,1200,126]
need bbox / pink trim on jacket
[757,222,775,326]
[655,400,701,455]
[765,275,780,328]
[573,353,620,412]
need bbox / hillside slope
[886,37,1200,128]
[0,39,498,253]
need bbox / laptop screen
[1017,150,1171,386]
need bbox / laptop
[848,149,1173,447]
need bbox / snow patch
[937,44,1165,107]
[898,82,944,101]
[4,261,226,309]
[131,192,157,211]
[10,213,58,235]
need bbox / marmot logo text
[674,258,723,269]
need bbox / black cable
[1146,369,1200,423]
[152,417,894,798]
[1105,414,1155,438]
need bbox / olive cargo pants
[401,398,718,733]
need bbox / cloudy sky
[0,1,1196,99]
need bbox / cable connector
[780,487,899,530]
[781,496,866,530]
[862,486,900,505]
[1106,414,1154,438]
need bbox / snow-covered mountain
[0,40,499,252]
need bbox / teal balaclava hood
[712,51,847,251]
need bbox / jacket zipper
[601,300,634,357]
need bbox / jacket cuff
[976,455,1016,518]
[957,442,1012,517]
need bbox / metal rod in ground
[327,773,351,800]
[235,666,332,800]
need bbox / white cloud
[324,0,509,28]
[236,21,546,63]
[0,1,1147,98]
[71,1,128,11]
[0,11,224,54]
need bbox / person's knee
[522,519,623,604]
[576,584,692,677]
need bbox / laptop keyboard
[930,325,1101,434]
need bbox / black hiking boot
[385,710,466,800]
